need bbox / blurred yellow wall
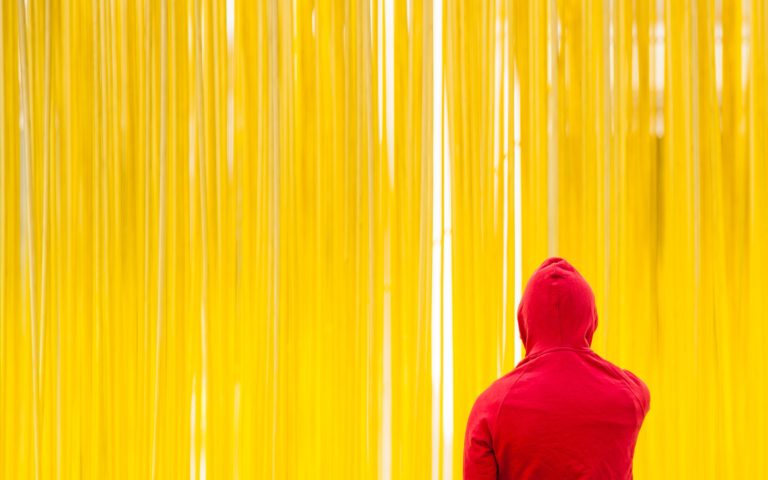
[1,0,767,478]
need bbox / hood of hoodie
[517,257,598,357]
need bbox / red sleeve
[463,392,499,480]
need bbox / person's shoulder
[622,368,649,391]
[586,351,651,416]
[470,367,527,417]
[621,368,651,415]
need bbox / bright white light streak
[226,0,234,40]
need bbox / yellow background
[1,0,767,478]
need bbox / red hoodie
[463,257,650,479]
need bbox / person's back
[464,257,650,479]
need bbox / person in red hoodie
[464,257,650,479]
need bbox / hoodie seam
[520,346,592,363]
[490,366,531,445]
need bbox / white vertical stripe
[226,0,234,39]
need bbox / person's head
[517,257,598,357]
